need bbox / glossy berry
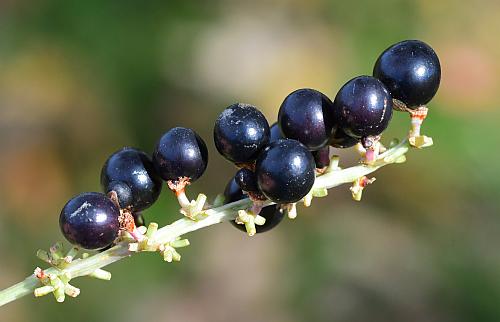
[278,88,334,151]
[153,127,208,183]
[329,129,359,148]
[312,146,330,169]
[235,168,259,192]
[214,103,270,163]
[223,176,246,204]
[224,177,284,234]
[373,40,441,108]
[101,147,162,211]
[332,76,393,139]
[255,139,315,203]
[269,122,284,143]
[59,192,120,250]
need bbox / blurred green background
[1,0,499,321]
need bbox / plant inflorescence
[0,39,441,307]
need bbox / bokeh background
[1,0,499,321]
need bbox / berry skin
[312,146,330,169]
[278,88,334,151]
[329,129,359,148]
[224,177,284,233]
[59,192,120,250]
[223,176,246,203]
[332,76,393,139]
[373,40,441,109]
[269,122,284,143]
[255,139,315,203]
[214,103,270,164]
[101,147,162,211]
[153,127,208,183]
[234,168,259,192]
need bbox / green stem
[0,276,40,307]
[0,140,411,307]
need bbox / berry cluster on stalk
[59,38,441,256]
[18,39,440,304]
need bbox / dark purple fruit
[269,122,284,143]
[223,177,284,233]
[223,176,246,204]
[214,103,270,164]
[59,192,120,250]
[278,88,334,151]
[101,147,162,211]
[234,168,259,192]
[332,76,393,139]
[329,129,359,148]
[312,146,330,169]
[153,127,208,183]
[373,40,441,109]
[255,139,315,203]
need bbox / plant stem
[0,139,410,307]
[0,276,40,307]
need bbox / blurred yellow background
[1,0,499,321]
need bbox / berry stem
[284,203,298,219]
[409,106,428,138]
[0,137,415,307]
[250,201,264,216]
[408,106,433,148]
[362,135,381,164]
[176,190,191,209]
[313,138,409,189]
[168,178,195,211]
[168,179,208,219]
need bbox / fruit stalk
[0,138,410,307]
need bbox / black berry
[269,122,284,143]
[234,168,259,192]
[332,76,393,139]
[373,40,441,109]
[255,139,315,203]
[312,146,330,169]
[223,176,246,204]
[59,192,120,250]
[278,88,334,151]
[223,177,284,233]
[101,147,162,211]
[329,129,359,148]
[214,103,270,164]
[153,127,208,183]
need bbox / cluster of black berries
[59,40,441,249]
